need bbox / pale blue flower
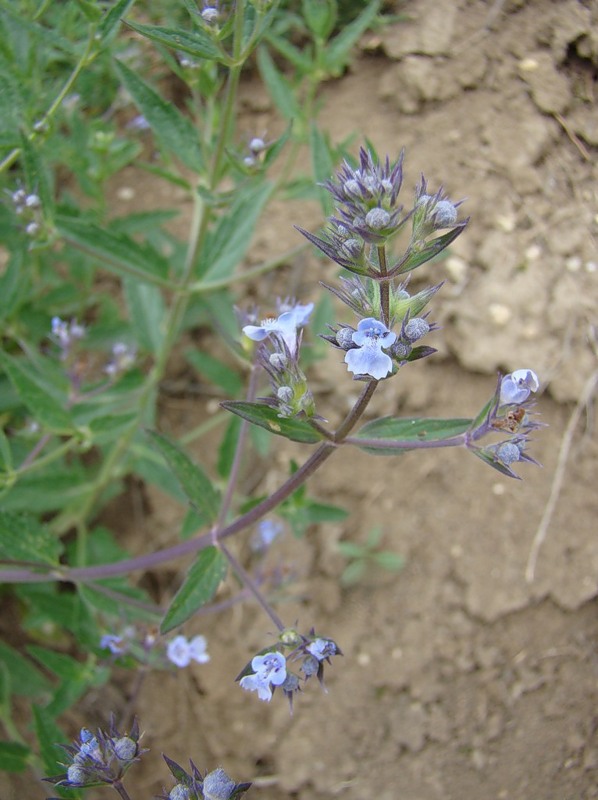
[100,634,125,655]
[242,302,313,355]
[239,651,287,702]
[167,635,191,667]
[167,634,210,667]
[188,634,210,664]
[344,318,396,380]
[499,369,539,405]
[306,638,337,661]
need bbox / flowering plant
[0,0,543,797]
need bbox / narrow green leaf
[32,705,68,776]
[0,741,31,772]
[86,412,137,445]
[217,414,242,479]
[0,641,50,698]
[19,130,53,217]
[56,216,171,285]
[147,430,220,521]
[396,225,467,274]
[125,20,225,62]
[185,349,243,395]
[98,0,136,38]
[302,0,337,40]
[113,59,202,171]
[256,46,300,120]
[123,277,165,354]
[0,511,61,565]
[352,416,470,455]
[161,546,227,633]
[0,249,29,322]
[222,401,323,444]
[27,646,83,681]
[325,0,381,75]
[309,123,334,215]
[202,182,272,281]
[0,352,72,432]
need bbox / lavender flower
[499,369,540,405]
[45,718,143,789]
[239,651,287,702]
[242,302,313,356]
[344,318,397,380]
[167,635,210,668]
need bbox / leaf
[147,430,220,522]
[113,59,202,171]
[395,225,467,274]
[123,277,165,354]
[0,352,72,433]
[309,123,335,215]
[256,46,300,120]
[98,0,136,39]
[0,741,31,772]
[201,182,273,281]
[325,0,381,75]
[352,416,470,455]
[125,20,225,62]
[221,401,323,444]
[56,216,171,285]
[185,349,243,395]
[0,511,61,565]
[32,705,68,776]
[161,546,227,633]
[217,414,242,479]
[0,248,29,322]
[302,0,337,40]
[0,641,50,698]
[19,130,53,217]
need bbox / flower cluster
[10,186,43,238]
[159,756,251,800]
[292,148,466,381]
[468,369,542,478]
[45,718,143,789]
[242,300,316,418]
[237,630,341,710]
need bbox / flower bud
[277,386,294,403]
[336,327,356,350]
[202,768,236,800]
[404,318,430,342]
[113,736,137,761]
[496,442,521,465]
[169,784,191,800]
[365,207,390,231]
[66,765,87,785]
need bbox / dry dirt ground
[10,1,598,799]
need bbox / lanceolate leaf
[0,511,61,565]
[56,216,171,285]
[125,20,225,62]
[147,430,220,522]
[201,182,273,281]
[113,59,202,171]
[352,416,470,455]
[161,546,227,633]
[221,401,323,444]
[98,0,136,39]
[0,353,72,433]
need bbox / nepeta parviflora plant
[0,0,543,797]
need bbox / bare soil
[10,1,598,799]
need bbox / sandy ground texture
[4,1,598,799]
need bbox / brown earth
[9,1,598,799]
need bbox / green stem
[377,245,390,327]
